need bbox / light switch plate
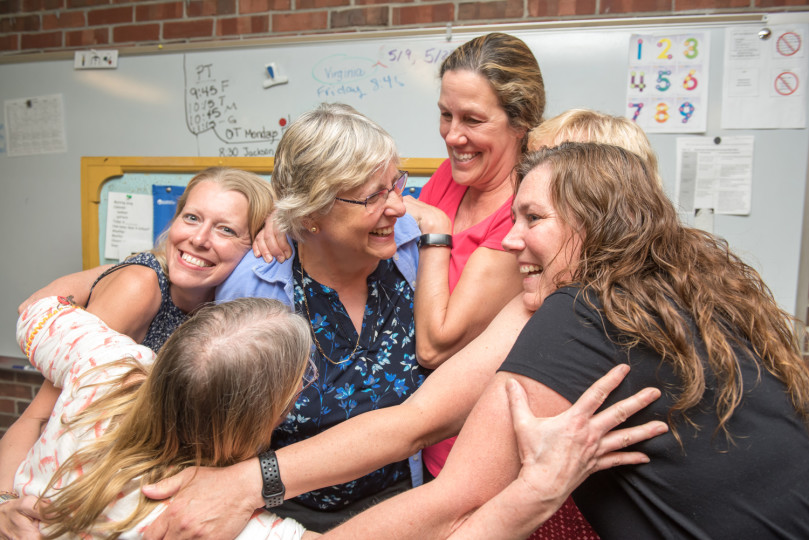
[74,50,119,69]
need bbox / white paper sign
[105,192,154,262]
[626,32,710,133]
[4,94,67,156]
[675,136,755,216]
[721,24,808,129]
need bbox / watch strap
[258,449,285,509]
[418,233,453,248]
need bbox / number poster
[626,32,710,133]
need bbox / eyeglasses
[334,171,408,213]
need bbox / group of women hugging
[1,32,808,540]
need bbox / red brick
[42,10,85,29]
[0,13,39,31]
[68,0,109,7]
[113,22,159,42]
[187,0,237,16]
[14,370,44,384]
[528,0,597,16]
[393,3,453,24]
[0,33,20,51]
[0,399,13,414]
[22,0,63,10]
[217,14,270,36]
[459,0,523,20]
[0,414,16,429]
[241,0,289,13]
[676,0,748,8]
[66,26,108,46]
[88,5,132,25]
[332,5,387,27]
[21,30,62,49]
[0,0,21,15]
[0,382,35,399]
[272,10,328,32]
[601,0,671,13]
[136,1,183,21]
[300,0,350,9]
[163,18,214,39]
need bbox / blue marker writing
[637,38,643,60]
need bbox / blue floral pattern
[271,256,426,510]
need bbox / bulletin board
[81,156,443,267]
[2,12,809,357]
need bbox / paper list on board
[105,192,154,262]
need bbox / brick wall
[1,0,808,55]
[0,361,44,438]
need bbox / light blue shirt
[216,214,420,303]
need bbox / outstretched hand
[507,364,667,507]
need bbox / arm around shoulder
[415,248,522,368]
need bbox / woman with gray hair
[215,103,427,531]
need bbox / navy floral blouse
[271,255,426,510]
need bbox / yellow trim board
[81,156,444,269]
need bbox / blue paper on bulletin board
[153,185,185,244]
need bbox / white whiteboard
[2,13,808,357]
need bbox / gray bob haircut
[271,103,400,240]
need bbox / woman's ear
[302,218,320,235]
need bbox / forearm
[277,401,448,499]
[0,418,41,491]
[322,477,472,539]
[0,381,60,490]
[415,250,522,369]
[413,246,462,368]
[446,478,559,540]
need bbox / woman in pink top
[405,32,543,482]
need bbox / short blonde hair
[527,109,661,185]
[271,103,399,240]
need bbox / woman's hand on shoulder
[253,211,292,263]
[508,364,668,503]
[141,460,263,540]
[0,495,42,539]
[403,196,452,234]
[86,264,161,343]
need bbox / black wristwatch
[258,449,285,509]
[418,233,453,248]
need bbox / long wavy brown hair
[518,142,809,439]
[38,298,312,538]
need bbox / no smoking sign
[774,71,799,96]
[776,32,802,57]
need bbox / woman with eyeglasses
[210,103,428,532]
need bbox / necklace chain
[298,262,360,365]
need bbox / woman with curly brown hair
[333,142,809,539]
